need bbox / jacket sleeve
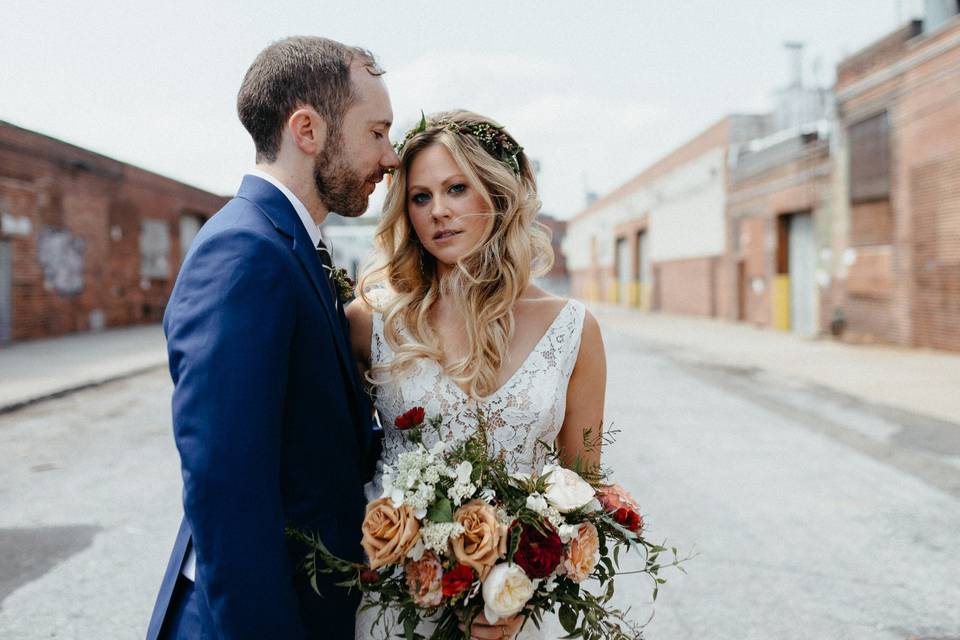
[165,228,306,639]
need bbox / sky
[1,1,918,219]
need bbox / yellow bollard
[772,275,791,331]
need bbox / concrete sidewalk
[0,325,167,413]
[594,304,960,425]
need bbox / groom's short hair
[237,36,383,163]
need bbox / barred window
[848,111,890,203]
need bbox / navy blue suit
[146,175,373,639]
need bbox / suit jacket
[146,175,373,639]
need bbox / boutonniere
[327,266,356,305]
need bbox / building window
[179,214,205,264]
[140,219,170,279]
[848,111,890,203]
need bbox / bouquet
[288,407,685,640]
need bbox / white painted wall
[648,147,726,261]
[564,145,727,269]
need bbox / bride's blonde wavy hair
[358,110,554,399]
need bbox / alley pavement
[2,310,959,638]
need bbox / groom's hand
[458,611,524,640]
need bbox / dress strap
[560,299,587,377]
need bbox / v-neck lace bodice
[366,299,587,500]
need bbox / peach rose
[562,522,600,583]
[450,499,508,579]
[361,497,421,570]
[596,484,644,532]
[405,551,444,607]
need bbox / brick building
[0,121,228,343]
[536,213,570,296]
[724,126,833,334]
[563,115,771,316]
[833,9,960,350]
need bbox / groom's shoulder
[181,198,290,271]
[196,196,280,244]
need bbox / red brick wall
[0,121,228,341]
[836,18,960,351]
[654,256,718,316]
[836,21,921,87]
[536,214,568,280]
[911,155,960,350]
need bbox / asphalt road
[2,322,958,639]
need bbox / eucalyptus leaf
[558,604,578,634]
[426,497,453,523]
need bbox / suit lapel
[236,176,369,439]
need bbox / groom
[146,37,399,639]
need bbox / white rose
[542,464,595,513]
[482,563,534,624]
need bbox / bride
[346,110,607,640]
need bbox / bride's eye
[448,183,466,195]
[411,192,430,205]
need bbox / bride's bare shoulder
[518,285,575,317]
[517,286,601,342]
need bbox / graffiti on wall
[37,225,86,296]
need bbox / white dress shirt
[180,169,324,582]
[246,168,324,248]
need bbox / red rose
[441,563,475,598]
[512,520,563,579]
[394,407,426,430]
[597,484,644,533]
[360,568,381,585]
[613,507,643,532]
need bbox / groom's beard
[314,135,383,218]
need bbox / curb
[0,362,167,415]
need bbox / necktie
[315,238,340,310]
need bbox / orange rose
[361,497,421,570]
[450,500,507,579]
[562,522,600,583]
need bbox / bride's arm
[345,297,374,377]
[556,309,606,474]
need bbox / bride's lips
[432,229,462,242]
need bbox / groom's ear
[287,106,328,156]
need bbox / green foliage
[285,410,693,640]
[427,496,453,523]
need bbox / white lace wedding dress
[356,298,586,640]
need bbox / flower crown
[393,112,524,175]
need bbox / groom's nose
[381,146,400,171]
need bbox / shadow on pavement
[0,525,101,605]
